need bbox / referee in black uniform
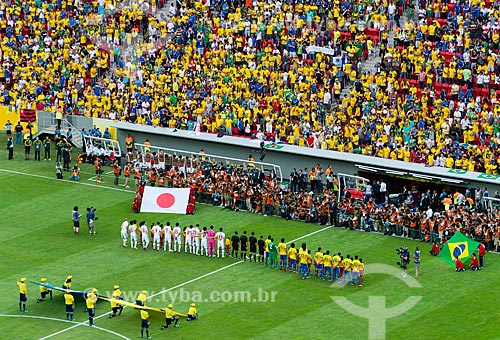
[257,235,265,264]
[249,232,258,262]
[231,231,240,259]
[240,231,248,261]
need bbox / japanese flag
[140,187,191,214]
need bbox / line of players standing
[118,219,363,285]
[120,219,227,257]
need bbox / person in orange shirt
[94,158,103,183]
[437,219,446,243]
[125,134,134,153]
[265,192,274,216]
[113,160,121,186]
[158,172,165,187]
[144,139,151,152]
[148,169,157,186]
[123,162,131,188]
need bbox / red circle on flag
[156,193,176,208]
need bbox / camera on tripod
[396,247,410,268]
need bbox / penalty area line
[0,314,130,340]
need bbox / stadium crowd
[2,0,498,252]
[123,148,499,253]
[8,0,500,175]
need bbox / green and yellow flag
[438,232,480,267]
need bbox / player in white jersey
[120,218,129,247]
[185,225,192,253]
[140,221,150,250]
[200,227,208,256]
[129,220,138,249]
[163,222,173,252]
[191,224,200,255]
[215,227,226,258]
[152,222,162,251]
[173,223,182,252]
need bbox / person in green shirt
[24,137,32,160]
[33,136,42,161]
[43,136,51,160]
[268,238,278,269]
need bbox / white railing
[64,119,83,148]
[135,143,283,182]
[83,135,122,158]
[483,196,500,211]
[337,172,370,201]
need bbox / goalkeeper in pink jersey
[207,226,216,257]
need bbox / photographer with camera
[429,242,440,256]
[86,207,98,235]
[396,246,410,277]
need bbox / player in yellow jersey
[161,304,180,329]
[343,255,353,285]
[278,238,287,271]
[287,243,298,272]
[109,285,124,318]
[307,250,313,276]
[140,307,151,339]
[136,290,147,306]
[298,243,309,279]
[62,275,72,289]
[339,255,345,281]
[86,288,98,326]
[359,259,365,286]
[264,235,272,266]
[225,237,231,257]
[17,277,28,312]
[332,253,342,282]
[186,303,199,321]
[314,247,324,279]
[37,278,53,303]
[64,290,75,321]
[352,256,361,286]
[323,251,333,281]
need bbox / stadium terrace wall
[113,122,500,193]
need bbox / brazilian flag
[283,89,295,101]
[438,232,480,267]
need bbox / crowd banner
[20,108,37,122]
[306,45,336,55]
[305,46,343,67]
[140,187,190,214]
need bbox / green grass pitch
[0,139,499,340]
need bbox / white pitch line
[147,224,333,300]
[0,314,130,340]
[287,225,333,245]
[2,166,332,337]
[37,309,130,340]
[37,225,333,339]
[0,169,129,193]
[148,260,245,300]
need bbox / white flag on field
[140,187,190,214]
